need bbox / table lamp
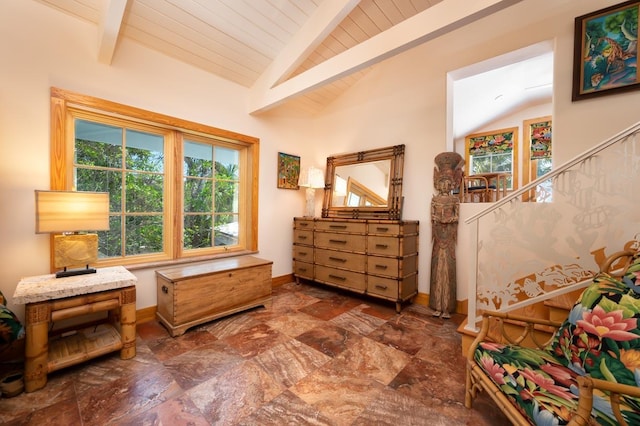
[298,166,325,217]
[35,190,110,278]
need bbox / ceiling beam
[97,0,128,65]
[248,0,522,114]
[249,0,360,108]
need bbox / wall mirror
[322,144,405,220]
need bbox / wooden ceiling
[34,0,521,114]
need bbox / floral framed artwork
[572,1,639,101]
[277,152,300,189]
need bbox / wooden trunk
[156,256,273,337]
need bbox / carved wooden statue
[430,152,464,318]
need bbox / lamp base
[304,187,316,217]
[56,266,97,279]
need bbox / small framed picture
[277,152,301,189]
[572,1,640,101]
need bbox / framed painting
[277,152,300,189]
[572,1,640,101]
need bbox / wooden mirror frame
[322,144,405,220]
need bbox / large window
[50,88,259,268]
[464,127,519,190]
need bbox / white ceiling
[34,0,551,136]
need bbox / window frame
[464,126,519,191]
[50,87,259,270]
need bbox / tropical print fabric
[474,253,640,425]
[0,290,24,345]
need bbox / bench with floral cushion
[465,249,640,425]
[0,290,23,347]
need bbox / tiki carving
[430,152,464,318]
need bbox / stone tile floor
[0,281,510,425]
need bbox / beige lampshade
[35,190,110,233]
[298,166,325,189]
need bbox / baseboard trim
[272,273,293,287]
[136,306,157,324]
[134,276,470,323]
[414,293,468,315]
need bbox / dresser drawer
[315,232,366,252]
[367,276,399,299]
[367,254,417,278]
[293,261,314,279]
[315,248,365,271]
[315,265,365,292]
[368,223,401,235]
[294,218,314,230]
[367,235,399,256]
[294,229,314,246]
[293,245,314,263]
[368,234,417,256]
[315,220,366,234]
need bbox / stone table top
[13,266,137,304]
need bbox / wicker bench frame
[465,250,640,425]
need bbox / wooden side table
[13,266,137,392]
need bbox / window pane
[76,168,122,212]
[184,141,213,177]
[215,181,238,213]
[537,158,552,176]
[215,147,239,179]
[214,214,238,246]
[126,129,164,172]
[184,178,212,212]
[98,216,122,258]
[125,215,163,255]
[75,120,123,168]
[125,172,163,212]
[184,214,212,249]
[492,153,512,172]
[470,155,492,174]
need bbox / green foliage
[76,123,242,257]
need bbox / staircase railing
[464,121,640,332]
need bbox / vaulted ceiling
[36,0,535,118]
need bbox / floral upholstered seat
[472,252,640,425]
[0,290,24,345]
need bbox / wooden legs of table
[23,286,137,392]
[119,286,137,359]
[24,302,49,393]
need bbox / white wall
[0,1,312,319]
[309,0,640,301]
[2,0,639,321]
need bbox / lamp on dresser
[35,190,109,278]
[298,166,325,217]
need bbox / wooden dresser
[293,217,418,312]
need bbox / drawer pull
[298,236,308,240]
[300,223,310,227]
[329,225,347,229]
[374,264,388,270]
[375,244,388,249]
[328,274,346,281]
[375,284,388,290]
[376,227,389,232]
[329,256,347,263]
[299,267,307,272]
[162,285,168,294]
[329,239,347,244]
[298,252,308,257]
